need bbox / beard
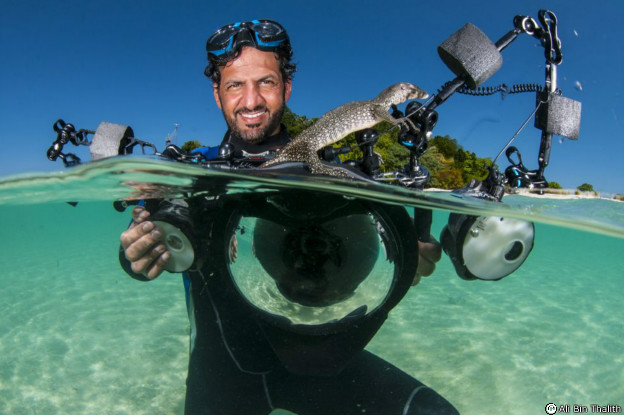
[223,104,285,144]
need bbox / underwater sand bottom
[1,214,622,414]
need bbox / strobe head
[150,202,196,273]
[441,213,535,281]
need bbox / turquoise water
[0,160,622,414]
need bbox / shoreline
[424,187,623,202]
[507,188,623,201]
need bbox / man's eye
[260,79,276,86]
[227,82,243,90]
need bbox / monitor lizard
[260,82,428,177]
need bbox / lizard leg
[260,141,303,167]
[374,108,420,134]
[307,154,351,178]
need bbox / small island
[506,183,624,201]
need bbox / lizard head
[376,82,429,107]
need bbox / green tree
[430,135,458,158]
[282,106,317,138]
[437,168,464,188]
[419,147,448,188]
[181,140,202,152]
[577,183,594,192]
[548,181,563,189]
[369,121,408,172]
[454,149,467,164]
[422,135,491,189]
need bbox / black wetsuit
[120,128,459,415]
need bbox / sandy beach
[425,187,622,202]
[506,188,624,201]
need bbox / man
[120,19,458,415]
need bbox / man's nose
[241,84,265,109]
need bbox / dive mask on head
[206,19,289,57]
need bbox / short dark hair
[204,41,297,86]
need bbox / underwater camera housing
[47,10,581,284]
[220,192,420,375]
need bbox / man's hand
[120,206,171,280]
[412,236,443,286]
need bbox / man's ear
[213,83,222,110]
[284,79,292,103]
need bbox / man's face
[214,47,292,143]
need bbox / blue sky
[1,0,622,193]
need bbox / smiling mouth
[238,110,267,125]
